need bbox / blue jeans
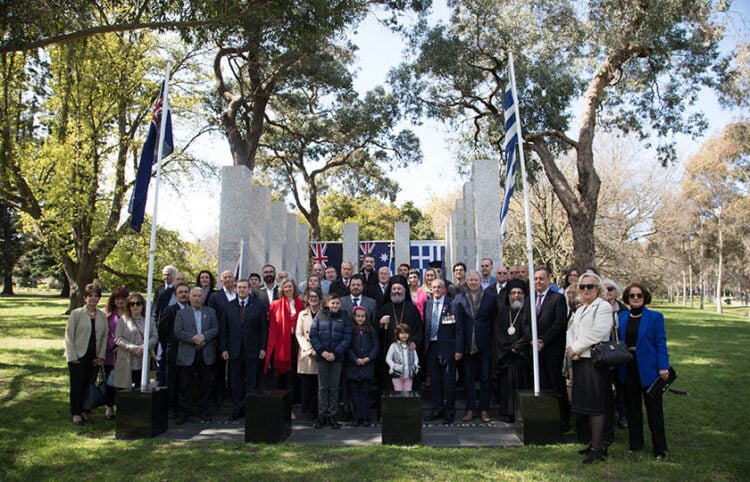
[463,349,491,412]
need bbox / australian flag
[310,242,342,269]
[360,241,393,271]
[128,82,174,233]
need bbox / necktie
[431,301,440,340]
[353,297,359,306]
[240,300,246,319]
[536,293,543,315]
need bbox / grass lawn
[1,294,748,481]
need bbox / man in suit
[479,258,497,290]
[486,265,509,296]
[157,282,190,415]
[340,275,377,318]
[455,271,497,422]
[367,266,391,308]
[174,287,220,424]
[257,264,280,304]
[207,269,237,404]
[152,265,176,319]
[423,279,463,424]
[329,262,354,296]
[360,253,378,289]
[533,267,570,430]
[220,279,268,420]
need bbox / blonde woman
[566,271,613,464]
[113,292,158,389]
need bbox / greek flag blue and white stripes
[500,81,519,238]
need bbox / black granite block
[116,387,169,439]
[515,390,562,445]
[381,391,422,445]
[245,389,292,444]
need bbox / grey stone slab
[394,222,411,268]
[267,201,287,270]
[342,222,359,268]
[297,222,309,285]
[218,166,254,277]
[283,213,300,281]
[454,197,466,266]
[463,181,477,269]
[247,185,271,273]
[471,158,503,265]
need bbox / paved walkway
[160,416,523,447]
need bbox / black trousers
[68,356,95,416]
[427,344,456,417]
[165,344,179,409]
[348,379,372,421]
[624,362,667,456]
[178,354,214,415]
[228,355,258,410]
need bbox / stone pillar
[246,185,271,273]
[218,166,254,276]
[297,222,310,284]
[267,201,286,270]
[394,222,411,269]
[471,158,503,265]
[454,197,466,271]
[342,222,359,268]
[283,213,300,281]
[463,181,477,270]
[446,212,457,274]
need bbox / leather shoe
[175,415,188,425]
[228,409,243,421]
[423,412,444,422]
[582,448,607,464]
[443,416,454,424]
[330,419,342,429]
[462,410,475,422]
[313,417,327,429]
[480,411,491,423]
[618,417,629,429]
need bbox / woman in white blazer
[64,283,108,425]
[566,271,613,464]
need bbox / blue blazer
[618,307,669,387]
[423,296,463,359]
[453,291,496,353]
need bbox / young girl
[385,323,419,391]
[345,306,379,427]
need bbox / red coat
[265,296,305,375]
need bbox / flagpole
[141,62,172,392]
[507,52,540,396]
[239,238,245,280]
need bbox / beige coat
[295,308,318,375]
[113,316,158,389]
[64,307,108,362]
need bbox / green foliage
[318,191,434,241]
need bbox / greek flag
[500,82,518,238]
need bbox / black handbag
[591,327,633,367]
[83,366,107,411]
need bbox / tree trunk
[59,270,70,298]
[715,212,723,314]
[1,271,13,296]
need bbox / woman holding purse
[113,293,158,389]
[618,283,670,459]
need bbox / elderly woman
[64,283,108,425]
[619,283,670,459]
[296,286,322,421]
[566,271,614,464]
[102,287,129,419]
[266,279,306,418]
[113,292,158,389]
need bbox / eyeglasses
[606,287,615,292]
[579,284,597,291]
[629,293,644,300]
[128,301,143,306]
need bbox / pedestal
[245,389,292,444]
[515,390,562,445]
[116,387,169,439]
[381,391,422,445]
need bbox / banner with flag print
[310,242,343,269]
[360,241,393,271]
[500,81,519,239]
[410,241,445,274]
[128,82,174,233]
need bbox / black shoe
[361,420,371,428]
[578,445,592,455]
[503,415,515,423]
[72,419,84,426]
[313,417,327,429]
[618,417,629,429]
[443,416,454,425]
[423,412,444,422]
[330,419,342,429]
[350,420,362,427]
[176,415,188,425]
[582,448,607,464]
[228,409,244,421]
[306,413,316,422]
[200,411,212,422]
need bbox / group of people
[64,257,670,464]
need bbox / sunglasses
[606,286,615,292]
[128,301,143,306]
[629,293,644,300]
[579,284,597,291]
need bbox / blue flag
[128,83,174,233]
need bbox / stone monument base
[115,387,169,440]
[381,391,422,445]
[245,389,292,444]
[514,390,562,445]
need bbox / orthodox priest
[493,279,532,423]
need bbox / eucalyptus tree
[391,0,734,269]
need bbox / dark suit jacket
[536,290,568,356]
[174,306,219,367]
[255,285,280,305]
[329,278,351,297]
[220,296,268,360]
[157,302,186,349]
[366,283,389,308]
[423,296,462,359]
[152,285,174,325]
[340,294,377,320]
[361,269,378,289]
[453,290,496,353]
[207,288,235,321]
